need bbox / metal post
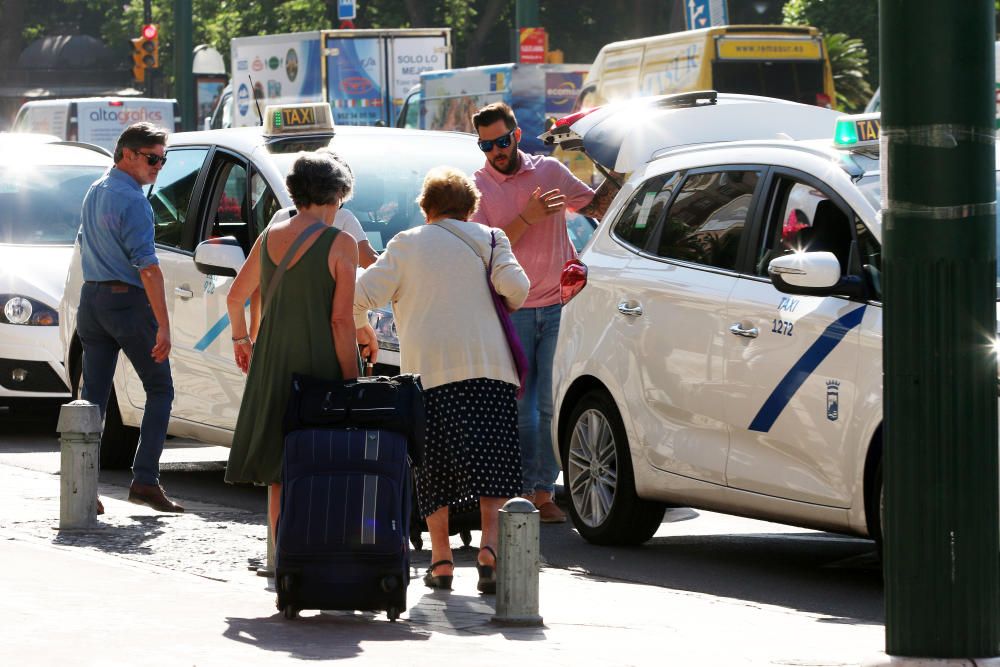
[492,498,543,626]
[173,0,194,130]
[57,401,102,531]
[881,0,1000,659]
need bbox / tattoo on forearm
[578,178,622,219]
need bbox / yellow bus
[575,25,836,111]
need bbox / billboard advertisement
[231,33,322,127]
[326,37,385,126]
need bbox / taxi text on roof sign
[263,103,335,137]
[833,112,881,150]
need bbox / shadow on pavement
[223,611,431,659]
[539,509,883,625]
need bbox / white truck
[396,62,589,156]
[230,28,451,127]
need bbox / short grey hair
[113,122,168,163]
[285,149,355,209]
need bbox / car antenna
[248,74,264,126]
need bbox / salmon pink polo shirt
[471,150,594,309]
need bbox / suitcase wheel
[387,606,400,622]
[380,574,401,593]
[460,529,472,547]
[282,606,298,620]
[411,533,424,551]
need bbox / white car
[0,134,111,414]
[60,104,487,468]
[547,93,984,547]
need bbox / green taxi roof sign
[833,112,881,150]
[263,103,334,137]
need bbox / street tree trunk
[0,0,26,66]
[465,0,506,66]
[402,0,428,27]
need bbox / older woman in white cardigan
[354,166,529,594]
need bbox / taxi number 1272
[771,319,794,336]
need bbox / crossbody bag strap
[435,219,490,266]
[262,221,327,317]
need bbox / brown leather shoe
[128,482,184,513]
[532,490,567,523]
[96,497,105,515]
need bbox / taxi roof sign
[833,112,880,150]
[263,103,334,137]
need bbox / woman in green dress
[224,151,378,540]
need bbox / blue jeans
[511,303,562,495]
[77,282,173,485]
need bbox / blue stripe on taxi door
[748,305,867,433]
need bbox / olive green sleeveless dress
[226,226,344,485]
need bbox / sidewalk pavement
[0,461,889,666]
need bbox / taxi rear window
[268,132,482,251]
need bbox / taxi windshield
[0,165,105,245]
[268,132,483,251]
[856,171,1000,291]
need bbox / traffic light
[131,24,159,83]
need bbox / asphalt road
[0,407,884,627]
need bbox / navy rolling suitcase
[275,428,411,621]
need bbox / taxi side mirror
[194,237,245,277]
[768,251,868,300]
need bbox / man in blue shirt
[78,122,181,513]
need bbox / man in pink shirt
[470,102,621,523]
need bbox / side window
[612,172,680,251]
[654,170,758,270]
[250,171,279,240]
[147,148,209,249]
[206,159,251,254]
[754,178,854,277]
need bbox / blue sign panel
[338,0,356,21]
[684,0,728,30]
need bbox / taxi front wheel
[562,389,665,545]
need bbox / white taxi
[1,134,111,413]
[60,104,485,467]
[548,92,968,547]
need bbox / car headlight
[368,307,399,352]
[1,295,58,326]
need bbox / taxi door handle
[617,302,643,317]
[174,286,194,300]
[729,323,759,339]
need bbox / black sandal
[423,559,454,590]
[476,546,497,594]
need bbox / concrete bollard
[492,497,543,626]
[56,400,103,530]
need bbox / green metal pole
[173,0,194,130]
[513,0,540,63]
[881,0,1000,659]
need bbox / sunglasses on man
[134,149,167,167]
[477,129,515,153]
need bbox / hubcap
[567,408,618,528]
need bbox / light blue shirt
[80,167,158,287]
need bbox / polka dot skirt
[415,377,522,519]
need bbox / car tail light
[551,106,600,130]
[560,259,588,305]
[67,126,78,142]
[815,93,832,108]
[108,100,124,107]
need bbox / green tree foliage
[824,32,873,112]
[782,0,879,87]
